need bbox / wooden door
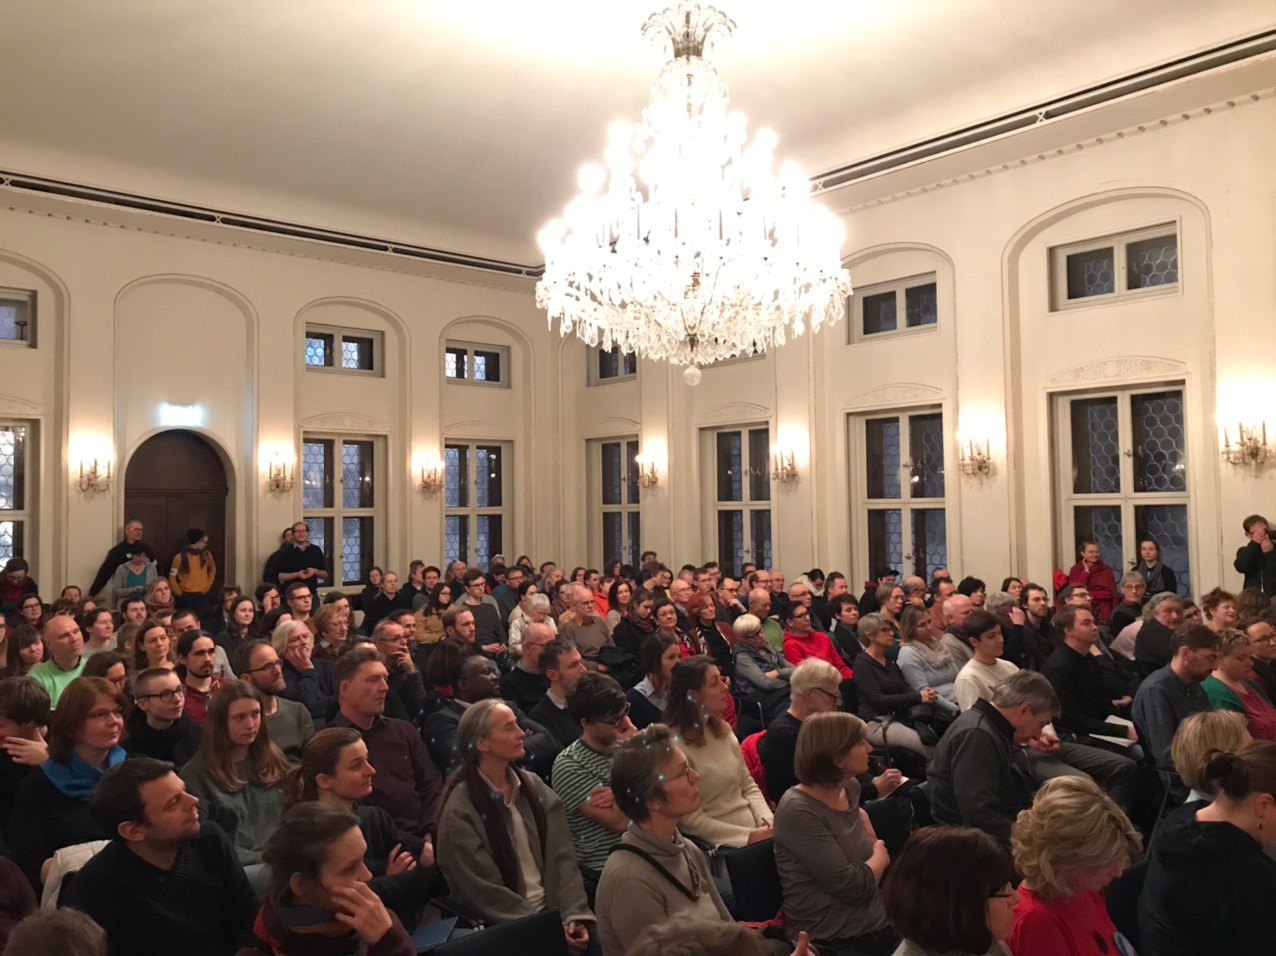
[124,430,228,585]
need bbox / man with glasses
[1132,623,1222,769]
[560,583,614,666]
[460,568,507,658]
[551,672,637,886]
[499,619,553,712]
[126,668,202,767]
[275,520,328,597]
[1243,613,1276,700]
[370,617,427,722]
[234,640,314,760]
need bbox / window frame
[444,340,511,388]
[588,347,638,386]
[0,289,36,349]
[706,424,772,577]
[847,272,939,344]
[1049,222,1180,311]
[302,323,384,377]
[0,422,32,564]
[443,440,511,567]
[300,433,382,588]
[589,437,641,565]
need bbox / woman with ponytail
[1140,740,1276,953]
[287,727,434,928]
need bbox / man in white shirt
[954,610,1020,711]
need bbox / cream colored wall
[0,73,1272,598]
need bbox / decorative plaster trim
[581,417,640,438]
[843,383,942,410]
[300,412,390,433]
[1048,356,1186,385]
[0,394,42,416]
[696,402,772,426]
[443,419,505,436]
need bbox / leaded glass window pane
[750,510,773,571]
[911,509,947,579]
[341,336,374,371]
[0,521,22,561]
[340,517,372,586]
[304,333,333,367]
[603,513,622,565]
[862,290,897,335]
[302,440,332,509]
[598,348,620,379]
[904,282,937,328]
[342,441,374,508]
[445,516,468,568]
[0,299,27,342]
[866,418,901,500]
[908,413,945,498]
[868,509,904,576]
[473,350,501,383]
[476,515,501,569]
[601,443,622,506]
[748,428,771,502]
[1066,247,1115,299]
[444,446,468,509]
[1132,390,1186,493]
[0,426,27,511]
[627,512,641,567]
[716,432,743,502]
[475,446,502,507]
[1127,235,1178,290]
[1070,398,1120,494]
[626,440,641,505]
[718,511,744,578]
[1135,504,1190,597]
[304,517,332,561]
[445,348,467,379]
[1074,506,1124,573]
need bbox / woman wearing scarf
[436,698,593,953]
[8,676,125,888]
[896,608,961,721]
[1134,537,1178,599]
[169,528,217,621]
[612,587,657,658]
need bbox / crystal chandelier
[535,2,852,385]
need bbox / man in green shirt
[28,611,85,706]
[550,672,637,882]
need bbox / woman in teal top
[1202,630,1276,742]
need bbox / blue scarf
[41,746,127,799]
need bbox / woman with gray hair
[731,613,793,721]
[508,590,556,657]
[435,698,593,953]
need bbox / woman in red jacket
[1067,540,1118,623]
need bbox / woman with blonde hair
[311,602,349,661]
[1171,709,1252,801]
[144,577,174,618]
[1008,775,1140,953]
[1202,629,1276,740]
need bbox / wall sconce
[958,439,994,477]
[635,454,660,489]
[1221,423,1274,467]
[772,449,799,484]
[265,452,295,494]
[417,458,445,495]
[77,458,112,494]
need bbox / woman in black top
[851,613,937,763]
[613,588,657,658]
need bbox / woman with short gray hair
[731,613,793,721]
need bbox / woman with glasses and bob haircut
[883,826,1016,956]
[1008,775,1140,953]
[8,676,125,888]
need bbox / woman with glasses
[14,595,45,634]
[9,676,125,888]
[1203,629,1276,741]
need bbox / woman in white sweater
[662,655,773,848]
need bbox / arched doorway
[124,430,229,587]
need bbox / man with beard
[175,631,226,726]
[234,641,314,762]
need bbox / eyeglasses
[137,688,186,704]
[87,708,125,721]
[242,660,284,675]
[790,611,809,620]
[812,686,841,703]
[599,704,631,728]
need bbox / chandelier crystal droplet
[534,1,852,382]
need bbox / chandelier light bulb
[535,0,852,374]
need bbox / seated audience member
[1200,586,1239,633]
[852,612,936,760]
[235,640,315,762]
[179,682,289,864]
[611,587,655,658]
[897,607,961,722]
[414,580,452,648]
[1132,623,1221,768]
[984,591,1033,672]
[459,568,507,657]
[311,602,349,662]
[1202,627,1276,740]
[133,618,175,674]
[559,583,613,666]
[744,586,784,651]
[1008,776,1141,954]
[64,758,257,955]
[171,607,233,679]
[927,670,1058,844]
[663,655,772,848]
[362,570,410,635]
[217,594,258,660]
[6,909,105,956]
[81,651,129,699]
[605,579,633,634]
[247,803,416,955]
[9,676,123,887]
[1020,583,1060,662]
[281,581,316,636]
[883,826,1016,956]
[938,594,976,668]
[1108,573,1147,638]
[762,659,847,800]
[1171,710,1252,801]
[774,712,897,956]
[529,638,590,747]
[687,591,732,675]
[1127,591,1182,670]
[957,576,988,609]
[1135,536,1178,596]
[1237,586,1273,622]
[3,624,43,679]
[508,588,556,658]
[1244,613,1276,700]
[954,610,1022,710]
[628,921,774,956]
[782,601,853,680]
[436,698,594,949]
[175,630,226,725]
[731,612,793,721]
[332,646,442,841]
[1041,606,1137,747]
[422,648,558,777]
[0,678,50,843]
[126,667,202,767]
[369,617,427,722]
[287,727,435,926]
[79,608,117,660]
[1139,741,1276,953]
[653,597,700,659]
[627,632,681,729]
[26,611,85,706]
[828,593,862,666]
[273,618,336,725]
[596,725,734,956]
[551,672,636,885]
[498,620,553,713]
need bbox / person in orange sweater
[170,529,218,622]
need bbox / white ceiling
[2,1,1273,264]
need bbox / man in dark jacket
[89,519,156,599]
[275,521,328,596]
[927,670,1058,844]
[1234,514,1276,595]
[1042,606,1138,749]
[127,668,203,767]
[528,640,589,747]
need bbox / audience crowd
[0,514,1272,955]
